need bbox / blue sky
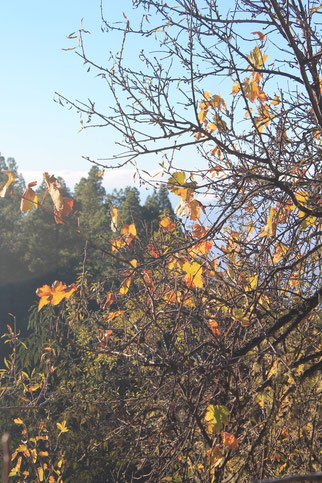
[0,0,274,194]
[0,0,145,190]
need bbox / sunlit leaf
[36,281,77,311]
[0,171,15,198]
[57,420,69,433]
[205,404,229,433]
[20,181,38,213]
[183,261,203,288]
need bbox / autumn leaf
[101,329,113,347]
[36,281,77,311]
[13,418,24,425]
[121,223,137,238]
[107,310,125,321]
[111,237,127,252]
[57,420,69,434]
[167,171,186,194]
[221,431,238,449]
[209,319,221,337]
[192,223,207,238]
[0,171,15,197]
[248,45,268,69]
[271,94,280,105]
[119,277,131,295]
[160,216,175,231]
[182,261,203,288]
[147,244,160,258]
[43,172,73,223]
[20,181,38,213]
[261,206,277,237]
[251,31,266,42]
[205,404,229,433]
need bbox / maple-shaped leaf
[110,207,118,232]
[221,431,238,449]
[36,281,77,311]
[183,261,203,288]
[20,181,38,213]
[43,172,73,223]
[0,171,15,198]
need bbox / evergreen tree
[119,187,143,226]
[157,185,174,215]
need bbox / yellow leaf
[38,451,49,457]
[38,466,44,482]
[36,281,77,311]
[0,171,15,198]
[205,404,229,434]
[13,418,24,425]
[20,181,38,213]
[121,223,137,238]
[9,456,22,477]
[207,122,217,132]
[119,277,131,295]
[130,258,138,268]
[57,420,69,433]
[271,94,280,105]
[182,261,203,289]
[261,206,277,237]
[160,216,175,231]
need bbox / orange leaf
[121,223,137,239]
[160,216,175,231]
[221,431,238,449]
[107,310,125,321]
[147,244,160,258]
[36,281,77,311]
[251,31,266,42]
[103,291,114,309]
[20,181,38,213]
[209,319,221,337]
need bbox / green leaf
[205,404,229,433]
